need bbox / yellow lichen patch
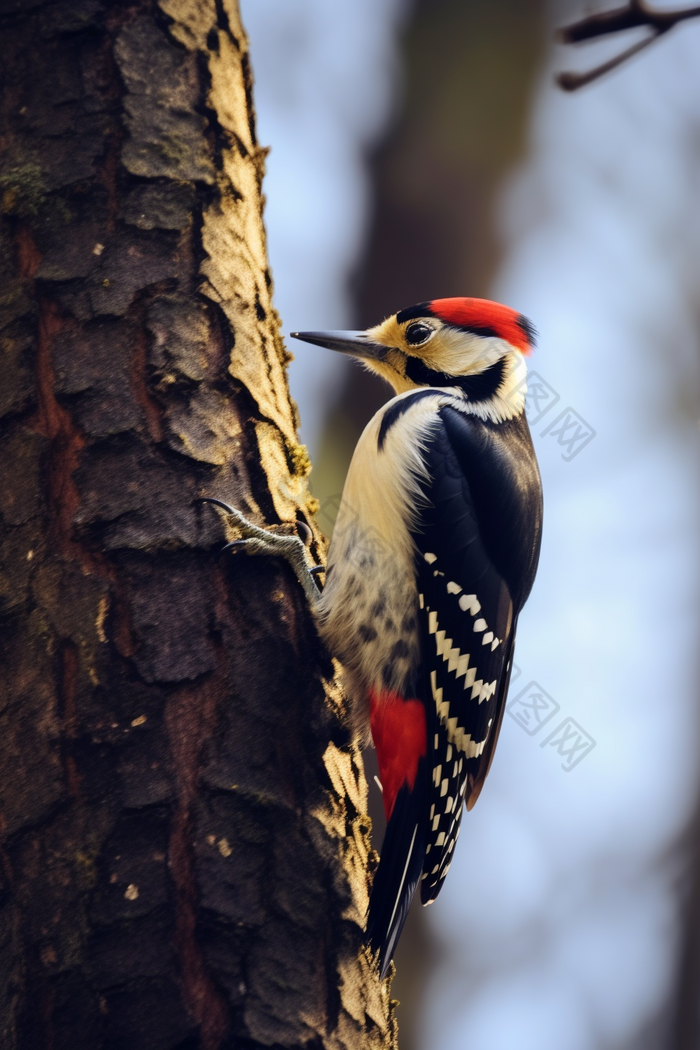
[289,443,312,478]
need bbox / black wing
[414,406,542,903]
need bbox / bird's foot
[197,497,322,607]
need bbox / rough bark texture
[0,2,396,1047]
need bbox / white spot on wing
[473,618,487,632]
[455,653,470,679]
[478,680,497,704]
[424,552,437,564]
[446,581,462,594]
[446,644,461,673]
[458,594,481,615]
[430,670,450,721]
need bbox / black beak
[290,330,389,362]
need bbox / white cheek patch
[422,326,507,376]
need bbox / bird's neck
[448,349,527,424]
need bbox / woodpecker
[201,296,542,979]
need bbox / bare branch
[558,0,700,44]
[556,1,700,91]
[557,28,658,91]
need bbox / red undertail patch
[370,689,427,821]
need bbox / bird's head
[292,297,536,419]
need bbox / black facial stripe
[404,356,507,402]
[396,301,435,324]
[377,389,438,451]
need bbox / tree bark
[0,2,395,1048]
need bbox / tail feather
[366,771,427,978]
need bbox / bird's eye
[405,322,434,346]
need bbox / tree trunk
[0,2,395,1047]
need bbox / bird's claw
[218,539,252,557]
[197,496,239,517]
[198,496,322,606]
[296,519,313,546]
[197,497,261,540]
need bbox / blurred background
[239,1,700,1047]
